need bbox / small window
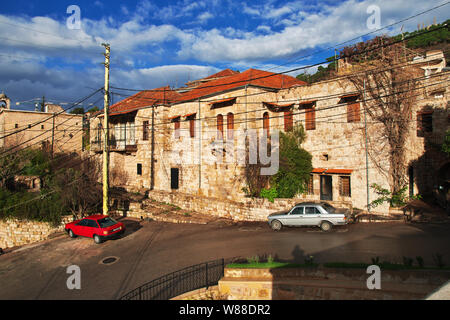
[143,121,149,141]
[28,124,31,129]
[291,207,304,215]
[15,124,18,128]
[339,176,351,197]
[41,125,44,130]
[137,163,142,176]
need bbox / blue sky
[0,0,449,110]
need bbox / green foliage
[403,256,414,267]
[70,107,85,115]
[369,183,422,208]
[416,256,424,268]
[270,125,312,198]
[392,20,450,49]
[0,188,66,227]
[442,129,450,156]
[87,106,99,113]
[0,151,101,225]
[432,253,445,268]
[20,149,51,176]
[296,56,337,84]
[260,187,278,203]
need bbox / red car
[65,215,125,244]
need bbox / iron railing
[119,258,241,300]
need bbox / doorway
[170,168,179,190]
[320,175,333,201]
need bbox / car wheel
[271,220,283,231]
[68,229,76,238]
[93,234,103,244]
[320,221,332,232]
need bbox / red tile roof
[175,68,307,103]
[204,68,239,80]
[104,86,181,116]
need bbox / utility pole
[363,79,371,220]
[102,43,110,216]
[150,104,155,190]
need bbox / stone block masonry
[0,216,74,249]
[142,190,352,222]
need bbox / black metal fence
[119,258,240,300]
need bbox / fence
[119,258,241,300]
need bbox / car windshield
[97,217,118,228]
[321,203,336,213]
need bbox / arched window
[217,114,224,140]
[227,112,234,140]
[263,112,270,136]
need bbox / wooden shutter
[347,102,360,122]
[284,110,293,132]
[174,118,180,139]
[189,118,195,138]
[263,112,270,136]
[227,112,234,140]
[143,121,149,141]
[305,107,316,130]
[217,114,224,140]
[339,176,351,197]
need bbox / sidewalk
[355,200,450,224]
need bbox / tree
[348,41,421,202]
[70,107,85,115]
[270,124,312,198]
[255,124,312,201]
[442,129,450,157]
[46,155,102,218]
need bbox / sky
[0,0,449,110]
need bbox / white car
[267,202,349,232]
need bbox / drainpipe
[363,79,371,219]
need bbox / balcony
[90,140,137,154]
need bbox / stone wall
[137,190,352,222]
[218,267,450,300]
[0,216,74,249]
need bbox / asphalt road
[1,219,450,300]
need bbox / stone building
[0,103,84,154]
[91,64,449,215]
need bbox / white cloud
[198,12,214,23]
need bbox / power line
[108,23,448,96]
[0,88,102,141]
